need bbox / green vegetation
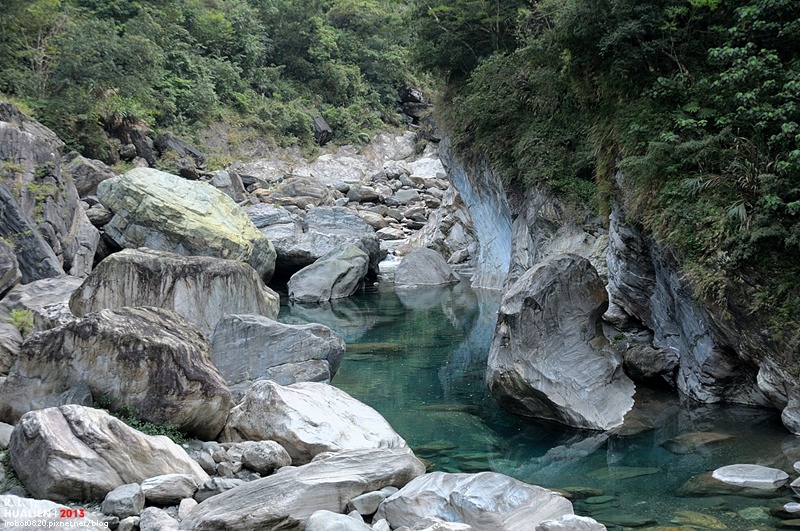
[6,309,34,338]
[0,451,23,490]
[94,395,189,443]
[0,0,418,159]
[412,0,800,354]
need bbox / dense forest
[1,0,798,350]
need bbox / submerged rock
[69,248,279,336]
[8,405,209,503]
[222,380,409,465]
[661,432,733,455]
[97,167,276,281]
[179,448,425,530]
[487,254,635,430]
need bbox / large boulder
[8,405,209,503]
[97,167,276,281]
[211,314,346,397]
[222,380,409,465]
[69,248,279,336]
[288,245,369,303]
[259,175,337,209]
[486,254,635,430]
[247,205,383,277]
[394,247,459,287]
[63,153,118,196]
[179,448,425,531]
[0,306,232,440]
[1,276,83,333]
[374,472,574,531]
[0,102,100,280]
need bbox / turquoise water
[279,280,799,530]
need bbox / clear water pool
[279,280,798,530]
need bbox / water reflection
[278,279,798,530]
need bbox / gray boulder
[374,472,574,531]
[536,515,606,531]
[179,448,425,531]
[211,314,345,396]
[240,440,292,475]
[487,254,635,430]
[0,239,20,299]
[8,405,209,503]
[69,248,279,336]
[63,153,118,196]
[262,176,336,209]
[222,380,409,465]
[248,205,383,277]
[1,276,83,332]
[712,464,789,490]
[139,507,179,531]
[0,306,232,439]
[288,245,369,303]
[97,167,276,281]
[394,248,459,287]
[101,483,145,519]
[141,474,199,505]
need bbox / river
[279,274,797,529]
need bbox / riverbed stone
[101,483,145,519]
[288,244,369,302]
[676,471,785,498]
[394,247,459,287]
[0,306,232,439]
[8,405,209,503]
[69,248,279,336]
[240,440,292,475]
[97,167,276,281]
[374,471,574,531]
[141,474,199,505]
[487,254,635,430]
[139,507,179,531]
[536,514,607,530]
[306,510,373,531]
[211,314,345,396]
[712,464,789,490]
[179,448,425,530]
[222,380,409,465]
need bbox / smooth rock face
[487,254,635,430]
[394,247,459,287]
[8,405,209,503]
[179,448,425,531]
[288,245,369,303]
[69,248,279,336]
[222,380,409,465]
[211,314,345,396]
[248,205,383,277]
[97,167,276,281]
[0,306,232,439]
[374,471,574,531]
[711,464,789,490]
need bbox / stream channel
[278,269,797,530]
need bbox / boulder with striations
[0,306,232,439]
[179,448,425,531]
[288,244,369,303]
[69,248,279,336]
[97,167,276,281]
[8,405,209,503]
[487,254,635,430]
